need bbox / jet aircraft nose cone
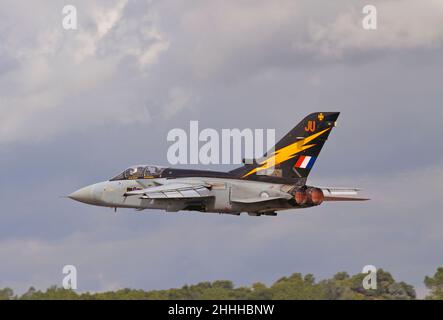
[69,185,97,205]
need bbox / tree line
[1,267,443,300]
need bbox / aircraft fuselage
[68,113,368,215]
[69,175,307,215]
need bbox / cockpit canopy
[110,165,166,181]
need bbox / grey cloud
[3,0,443,144]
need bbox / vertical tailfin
[230,112,339,182]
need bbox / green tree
[319,269,415,300]
[319,272,361,300]
[0,288,14,300]
[425,267,443,299]
[1,267,420,300]
[247,282,272,300]
[346,269,415,300]
[20,286,79,300]
[270,273,324,299]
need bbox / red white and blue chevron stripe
[294,155,316,169]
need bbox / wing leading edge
[124,183,213,199]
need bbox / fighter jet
[69,112,368,216]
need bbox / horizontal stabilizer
[323,196,369,201]
[321,187,369,201]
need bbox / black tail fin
[230,112,339,182]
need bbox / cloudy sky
[1,0,443,296]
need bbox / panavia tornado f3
[69,112,368,216]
